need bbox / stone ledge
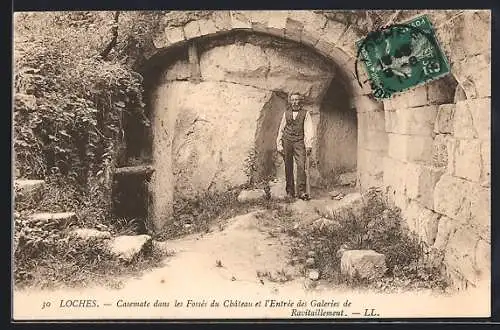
[28,212,76,228]
[114,165,155,176]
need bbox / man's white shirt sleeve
[276,113,286,149]
[304,111,314,149]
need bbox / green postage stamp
[355,15,450,99]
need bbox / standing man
[276,93,314,200]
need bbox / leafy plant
[289,187,449,292]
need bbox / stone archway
[135,11,382,232]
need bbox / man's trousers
[281,138,306,196]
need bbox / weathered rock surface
[70,228,111,240]
[340,250,387,280]
[107,235,152,262]
[151,80,272,220]
[237,189,267,203]
[328,190,341,198]
[199,39,334,101]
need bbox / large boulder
[151,81,272,202]
[340,249,387,280]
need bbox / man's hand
[306,147,312,156]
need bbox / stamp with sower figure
[355,15,450,100]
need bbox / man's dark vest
[282,107,307,143]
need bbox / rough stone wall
[380,11,491,290]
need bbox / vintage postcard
[12,9,491,320]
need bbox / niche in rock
[252,92,287,185]
[317,77,357,187]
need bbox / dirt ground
[13,201,490,320]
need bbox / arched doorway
[121,24,369,233]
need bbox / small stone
[237,189,266,203]
[305,257,315,267]
[307,251,316,258]
[308,269,320,281]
